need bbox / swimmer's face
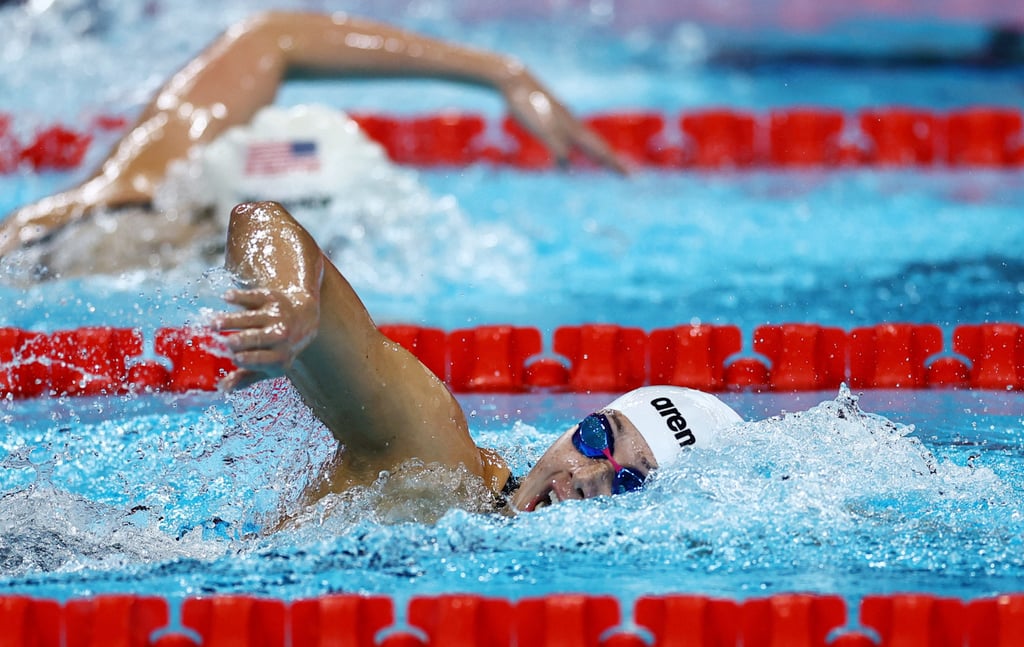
[511,410,658,512]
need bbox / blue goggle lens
[573,414,613,458]
[612,468,646,494]
[571,413,646,494]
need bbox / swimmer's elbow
[231,10,278,36]
[235,10,309,38]
[225,201,321,268]
[225,201,287,262]
[228,200,299,232]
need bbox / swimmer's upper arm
[221,202,482,482]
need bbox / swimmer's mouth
[526,488,560,511]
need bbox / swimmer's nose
[570,462,614,499]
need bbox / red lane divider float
[649,324,742,391]
[849,323,944,389]
[946,108,1024,166]
[859,594,967,647]
[860,108,941,166]
[4,107,1024,172]
[0,326,233,398]
[3,322,1024,399]
[554,324,648,393]
[8,593,1024,646]
[65,595,170,647]
[752,323,848,391]
[586,112,668,166]
[680,110,758,168]
[447,325,543,392]
[954,323,1024,391]
[18,125,93,172]
[769,108,849,166]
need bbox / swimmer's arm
[0,9,624,258]
[213,201,484,483]
[249,11,626,173]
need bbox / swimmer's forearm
[251,11,523,91]
[246,11,624,171]
[220,202,380,435]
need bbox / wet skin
[511,410,658,512]
[0,10,626,261]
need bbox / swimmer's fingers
[503,83,628,174]
[217,286,319,366]
[219,368,271,393]
[217,289,306,333]
[217,318,296,390]
[562,119,630,175]
[221,326,289,355]
[222,329,301,378]
[231,349,293,371]
[217,345,290,391]
[211,309,276,332]
[222,288,275,310]
[498,66,629,173]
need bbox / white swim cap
[194,104,401,226]
[605,386,743,467]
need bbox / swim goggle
[571,413,647,494]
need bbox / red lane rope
[2,107,1023,172]
[2,321,1021,398]
[0,592,1019,646]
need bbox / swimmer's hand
[0,200,63,259]
[0,218,19,260]
[212,287,320,391]
[499,65,629,175]
[0,178,132,259]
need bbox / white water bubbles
[500,387,1016,598]
[0,415,228,579]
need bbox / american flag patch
[244,140,320,176]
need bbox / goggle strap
[602,448,624,472]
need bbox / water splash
[0,435,226,578]
[0,387,1021,599]
[500,387,1017,598]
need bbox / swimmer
[213,201,743,513]
[0,10,626,270]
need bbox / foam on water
[497,386,1018,599]
[2,385,1021,600]
[0,138,530,330]
[0,484,223,577]
[6,167,1024,334]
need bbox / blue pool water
[3,386,1024,603]
[2,0,1024,603]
